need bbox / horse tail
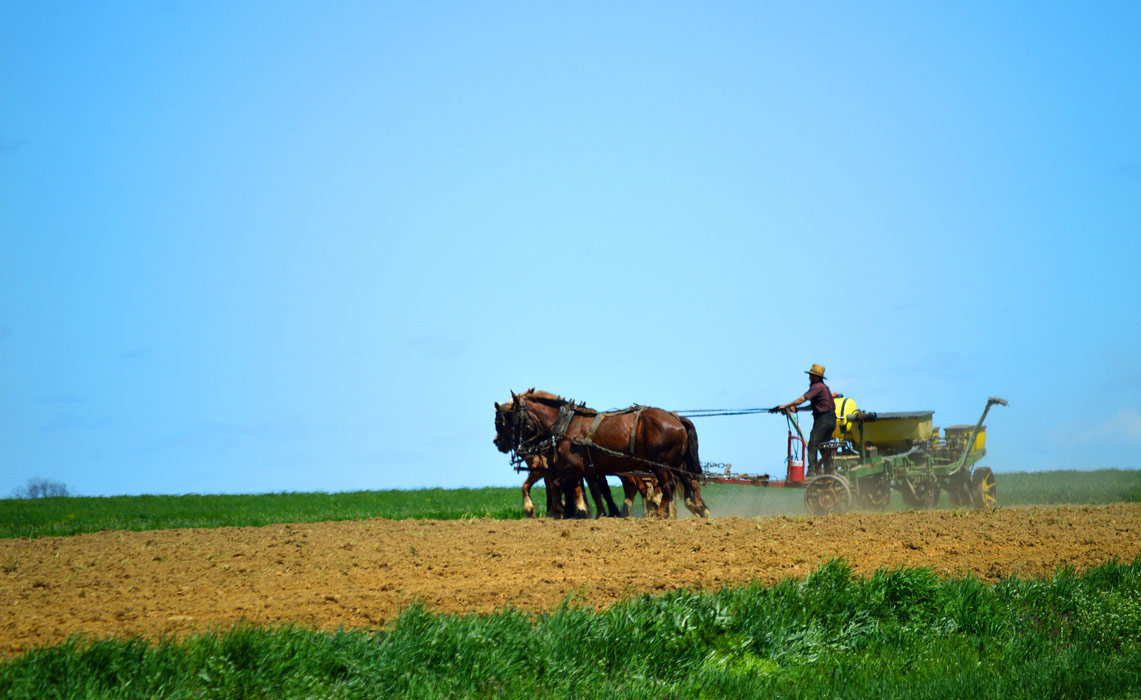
[679,415,702,474]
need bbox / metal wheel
[971,466,997,511]
[857,473,891,511]
[804,474,852,516]
[900,477,939,509]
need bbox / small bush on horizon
[10,477,69,500]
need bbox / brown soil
[3,504,1140,657]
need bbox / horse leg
[653,473,677,519]
[677,474,711,518]
[643,477,661,516]
[549,446,590,519]
[587,474,622,518]
[546,474,566,519]
[522,472,537,518]
[571,478,594,519]
[584,474,606,519]
[643,478,660,518]
[661,479,678,519]
[545,475,566,518]
[553,474,586,519]
[631,477,655,518]
[601,479,623,517]
[683,475,712,519]
[581,479,594,518]
[619,476,638,517]
[564,480,589,519]
[522,464,546,518]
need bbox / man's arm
[772,383,825,413]
[770,394,808,413]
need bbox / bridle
[501,395,577,469]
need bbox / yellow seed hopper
[943,425,986,452]
[848,410,935,450]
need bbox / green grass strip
[2,469,1139,539]
[2,559,1140,699]
[0,488,528,539]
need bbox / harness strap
[576,406,646,457]
[551,402,576,442]
[629,407,645,455]
[586,413,605,443]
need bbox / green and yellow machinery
[797,396,1007,515]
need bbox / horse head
[493,389,558,455]
[493,396,517,453]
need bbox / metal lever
[952,396,1008,474]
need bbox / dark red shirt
[804,381,834,417]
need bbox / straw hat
[805,363,826,379]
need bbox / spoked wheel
[804,474,852,516]
[857,473,891,511]
[900,477,939,509]
[971,466,997,511]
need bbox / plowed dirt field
[3,504,1140,657]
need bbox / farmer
[771,364,836,477]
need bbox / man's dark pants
[807,412,837,476]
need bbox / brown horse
[495,389,711,519]
[497,392,644,518]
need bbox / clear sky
[2,2,1139,497]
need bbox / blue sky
[2,2,1139,497]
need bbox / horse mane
[524,389,563,402]
[518,388,598,416]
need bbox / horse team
[494,389,712,519]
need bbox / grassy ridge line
[998,468,1141,505]
[2,559,1139,699]
[2,469,1139,540]
[0,488,526,539]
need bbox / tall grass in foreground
[2,469,1138,539]
[3,559,1139,699]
